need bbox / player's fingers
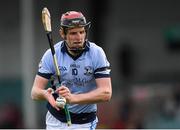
[49,99,60,111]
[46,94,60,111]
[56,86,70,94]
[59,91,70,98]
[54,105,60,111]
[56,86,66,91]
[46,88,54,94]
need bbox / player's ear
[59,28,65,39]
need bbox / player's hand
[45,88,60,111]
[55,86,73,104]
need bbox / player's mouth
[73,42,83,47]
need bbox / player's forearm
[70,87,112,104]
[31,75,50,100]
[31,86,47,100]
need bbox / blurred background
[1,0,180,129]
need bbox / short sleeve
[93,47,111,78]
[37,49,55,79]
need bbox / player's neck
[67,49,83,57]
[65,42,84,56]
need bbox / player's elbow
[31,88,37,100]
[31,91,36,100]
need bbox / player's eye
[80,30,85,34]
[69,32,77,35]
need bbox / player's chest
[57,55,94,78]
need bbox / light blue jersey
[38,41,110,114]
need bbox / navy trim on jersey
[94,73,110,79]
[37,72,52,79]
[94,66,110,78]
[94,66,110,73]
[60,41,68,53]
[47,103,96,124]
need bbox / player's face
[65,27,86,49]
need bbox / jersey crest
[84,66,93,76]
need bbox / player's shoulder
[54,41,63,49]
[54,41,64,54]
[43,41,63,57]
[88,41,102,51]
[88,41,104,54]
